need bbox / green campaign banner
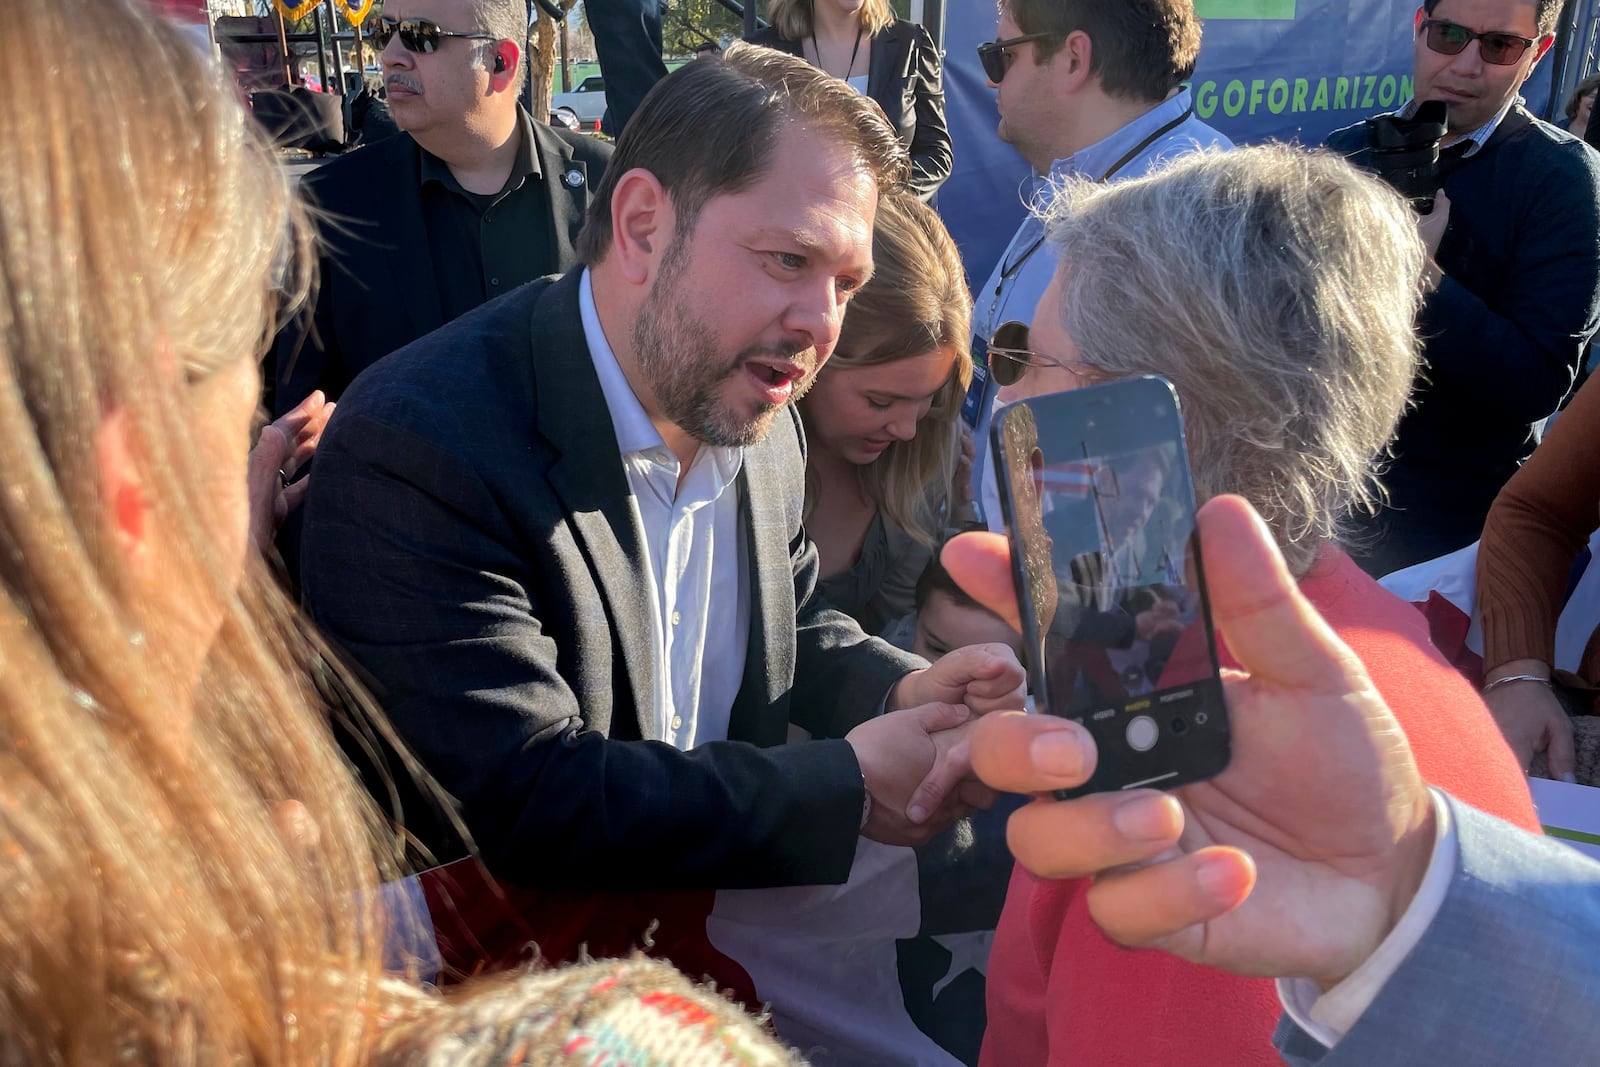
[1196,0,1297,18]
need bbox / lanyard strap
[991,106,1197,310]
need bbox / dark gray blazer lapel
[530,274,658,738]
[728,421,802,747]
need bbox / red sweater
[980,546,1538,1067]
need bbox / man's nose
[1448,41,1485,76]
[784,283,846,359]
[382,33,411,68]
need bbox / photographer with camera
[1325,0,1600,577]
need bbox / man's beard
[632,241,818,448]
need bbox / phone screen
[992,377,1230,795]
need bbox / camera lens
[1169,716,1188,735]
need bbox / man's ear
[1532,33,1556,66]
[1058,30,1094,93]
[1413,7,1425,33]
[93,407,150,571]
[489,41,519,89]
[607,168,677,287]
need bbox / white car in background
[551,75,607,131]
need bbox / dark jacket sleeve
[300,403,866,891]
[903,23,951,200]
[1417,134,1600,422]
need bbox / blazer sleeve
[1272,794,1600,1066]
[781,410,926,738]
[904,23,952,200]
[1418,134,1600,423]
[300,408,866,891]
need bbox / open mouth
[745,359,808,404]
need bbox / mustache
[386,73,423,95]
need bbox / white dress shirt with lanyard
[968,88,1234,530]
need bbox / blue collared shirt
[970,89,1234,527]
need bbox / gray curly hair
[1035,144,1424,575]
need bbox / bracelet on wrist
[1481,673,1552,695]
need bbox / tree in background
[528,0,583,122]
[660,0,742,56]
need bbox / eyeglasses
[1419,18,1539,66]
[985,320,1092,388]
[367,16,496,54]
[977,32,1060,84]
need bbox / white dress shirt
[1277,788,1459,1047]
[579,270,750,749]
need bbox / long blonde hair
[0,2,414,1061]
[806,193,973,545]
[0,6,801,1065]
[768,0,896,40]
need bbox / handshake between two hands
[849,495,1440,992]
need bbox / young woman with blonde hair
[801,192,973,634]
[747,0,951,199]
[0,2,794,1063]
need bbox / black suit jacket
[300,271,922,890]
[746,20,951,200]
[272,118,611,416]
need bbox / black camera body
[1366,100,1449,212]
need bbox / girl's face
[804,345,956,465]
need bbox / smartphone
[990,376,1229,797]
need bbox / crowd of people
[8,0,1600,1063]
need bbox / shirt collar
[1048,88,1196,183]
[579,268,665,457]
[418,104,542,194]
[576,270,746,482]
[1396,94,1522,158]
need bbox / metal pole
[313,2,331,89]
[744,0,758,40]
[354,19,365,76]
[324,0,346,92]
[274,4,295,84]
[559,15,570,92]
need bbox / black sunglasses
[367,16,495,54]
[1419,18,1538,66]
[977,32,1060,84]
[985,320,1089,388]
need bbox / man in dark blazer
[272,0,611,417]
[301,46,1018,925]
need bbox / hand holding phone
[990,377,1230,797]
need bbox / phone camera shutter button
[1125,715,1159,752]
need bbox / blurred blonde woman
[799,193,972,635]
[0,1,795,1064]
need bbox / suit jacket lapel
[530,122,593,272]
[866,23,911,110]
[531,273,659,738]
[376,136,446,342]
[728,429,796,747]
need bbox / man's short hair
[1003,0,1202,103]
[1034,145,1425,574]
[476,0,529,94]
[575,43,908,264]
[1422,0,1564,36]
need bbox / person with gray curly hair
[980,142,1541,1066]
[996,143,1422,576]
